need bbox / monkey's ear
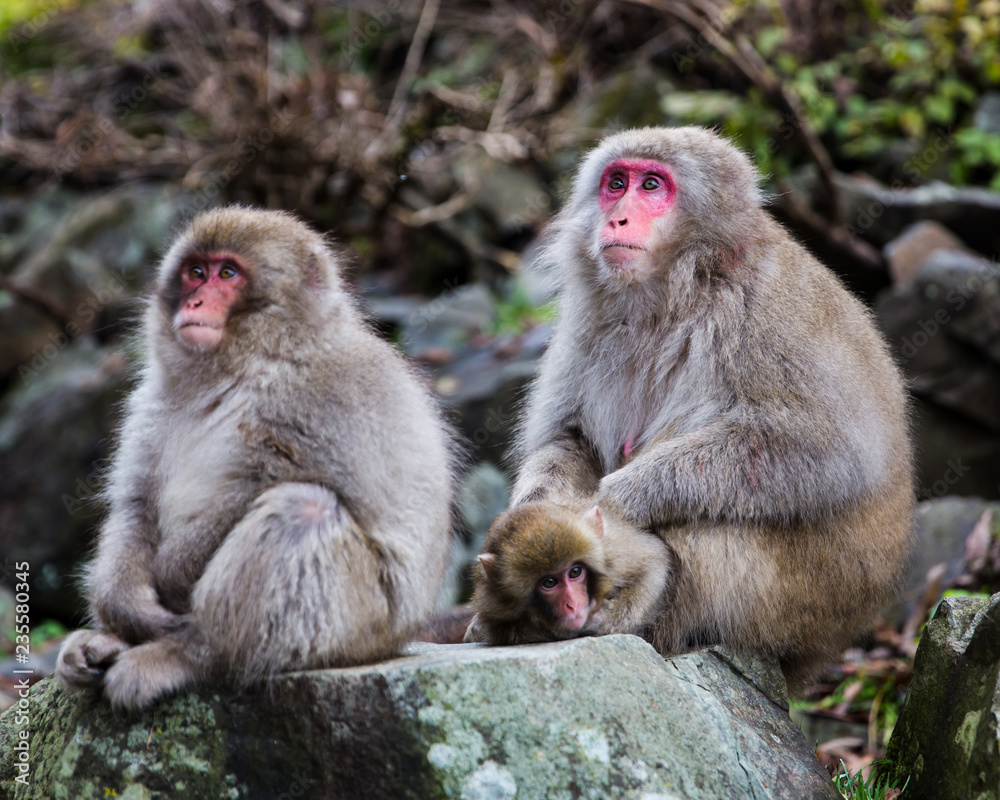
[478,553,500,584]
[584,506,605,538]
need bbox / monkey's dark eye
[568,565,583,580]
[641,177,661,190]
[540,576,558,590]
[219,263,238,280]
[188,264,206,281]
[608,176,626,191]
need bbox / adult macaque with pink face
[56,207,456,711]
[498,127,914,686]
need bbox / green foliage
[489,281,556,335]
[953,129,1000,189]
[662,0,1000,189]
[0,0,76,35]
[30,619,67,645]
[833,759,908,800]
[941,588,993,602]
[807,670,904,750]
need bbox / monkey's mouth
[178,321,221,330]
[176,321,224,351]
[601,243,646,252]
[600,243,647,274]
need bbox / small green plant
[30,619,67,645]
[661,0,1000,190]
[489,282,556,335]
[833,759,908,800]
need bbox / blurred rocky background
[0,0,998,789]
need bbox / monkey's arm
[512,429,602,506]
[599,413,880,527]
[86,393,181,643]
[590,525,673,635]
[513,328,602,506]
[87,504,181,643]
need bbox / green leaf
[898,107,926,138]
[924,94,954,125]
[755,26,786,59]
[660,91,743,123]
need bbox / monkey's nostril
[617,219,627,226]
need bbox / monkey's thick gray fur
[514,127,914,684]
[56,207,456,710]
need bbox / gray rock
[875,249,1000,499]
[456,148,551,235]
[0,184,183,379]
[0,636,840,800]
[568,63,678,133]
[974,92,1000,135]
[436,463,511,608]
[0,340,130,621]
[885,592,1000,799]
[436,334,542,464]
[886,497,1000,628]
[399,283,496,359]
[788,168,1000,255]
[883,221,973,287]
[458,462,510,544]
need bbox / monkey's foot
[102,640,200,712]
[55,630,130,691]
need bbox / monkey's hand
[55,629,130,692]
[91,582,184,644]
[581,606,614,635]
[463,614,487,643]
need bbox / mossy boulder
[1,635,839,800]
[885,592,1000,799]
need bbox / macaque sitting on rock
[56,207,456,710]
[473,127,914,687]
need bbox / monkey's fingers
[463,614,485,643]
[55,630,130,691]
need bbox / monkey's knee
[245,482,346,541]
[56,630,130,692]
[191,482,392,679]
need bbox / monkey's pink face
[174,253,248,351]
[538,562,595,633]
[597,159,676,279]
